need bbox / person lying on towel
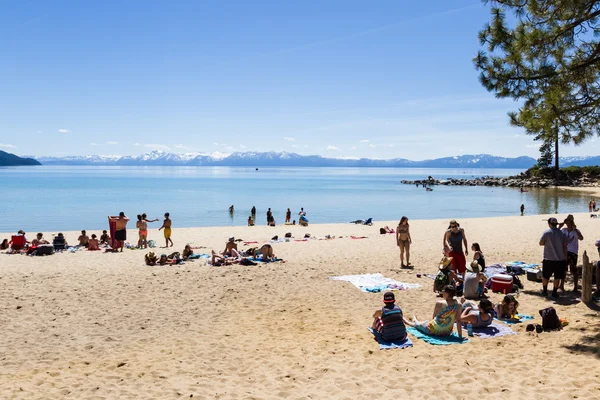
[372,292,408,342]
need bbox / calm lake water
[0,166,592,232]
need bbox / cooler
[526,269,543,282]
[491,274,513,293]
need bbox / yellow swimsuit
[164,227,171,239]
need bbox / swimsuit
[164,227,171,239]
[115,229,126,241]
[416,302,461,336]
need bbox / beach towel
[243,241,259,245]
[188,253,211,259]
[406,327,468,345]
[329,273,420,292]
[350,236,368,240]
[471,322,516,338]
[368,328,413,350]
[495,314,534,324]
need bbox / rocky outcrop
[402,174,600,188]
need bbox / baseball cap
[383,292,395,303]
[548,217,558,225]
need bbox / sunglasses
[451,225,458,228]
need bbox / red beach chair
[10,235,26,251]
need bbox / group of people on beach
[245,206,308,227]
[108,212,173,252]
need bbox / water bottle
[467,322,473,337]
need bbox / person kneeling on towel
[372,292,407,342]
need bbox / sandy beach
[1,214,599,399]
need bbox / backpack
[509,273,524,289]
[434,270,449,292]
[539,307,562,331]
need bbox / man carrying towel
[110,212,130,252]
[372,292,407,342]
[540,217,567,299]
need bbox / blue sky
[1,0,596,159]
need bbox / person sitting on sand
[223,237,240,257]
[53,233,68,249]
[182,244,193,260]
[248,216,254,226]
[78,230,90,247]
[0,239,8,250]
[471,242,485,272]
[9,230,29,247]
[463,262,487,300]
[252,244,275,261]
[372,292,408,342]
[100,230,110,245]
[88,234,100,251]
[494,295,519,320]
[31,232,50,246]
[145,251,158,266]
[404,285,463,339]
[434,256,457,294]
[460,298,494,329]
[211,250,240,266]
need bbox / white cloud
[213,142,219,146]
[239,144,247,149]
[174,144,187,149]
[106,141,119,145]
[144,143,169,151]
[369,144,376,148]
[359,139,370,143]
[283,137,296,142]
[291,144,300,148]
[134,143,141,146]
[350,146,357,150]
[388,144,395,147]
[58,129,70,133]
[90,143,98,146]
[326,145,341,151]
[0,143,17,149]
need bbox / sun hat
[467,260,480,273]
[383,292,395,303]
[439,256,454,270]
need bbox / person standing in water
[159,212,173,248]
[520,204,525,215]
[396,216,412,268]
[251,206,256,216]
[285,208,291,224]
[266,208,273,225]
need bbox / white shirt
[561,228,580,254]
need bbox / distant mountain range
[27,151,600,168]
[0,150,41,166]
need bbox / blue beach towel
[406,327,469,345]
[188,253,211,259]
[495,314,534,324]
[471,322,516,338]
[368,328,413,350]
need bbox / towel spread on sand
[368,328,413,350]
[471,322,516,338]
[406,327,469,345]
[496,314,534,324]
[329,273,421,292]
[187,253,211,259]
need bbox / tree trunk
[554,136,559,172]
[582,251,593,303]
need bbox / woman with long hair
[396,216,412,268]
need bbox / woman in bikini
[136,215,148,248]
[396,216,412,268]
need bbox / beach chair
[363,218,373,226]
[53,235,66,251]
[10,235,25,251]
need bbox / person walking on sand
[396,216,412,268]
[285,208,291,224]
[559,216,583,292]
[109,212,130,252]
[539,217,567,299]
[159,212,173,248]
[443,220,468,275]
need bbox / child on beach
[495,295,519,320]
[471,243,485,272]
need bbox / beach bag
[539,307,562,331]
[434,270,449,292]
[507,265,524,275]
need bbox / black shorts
[542,259,566,280]
[567,252,578,272]
[115,229,126,241]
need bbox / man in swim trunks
[109,212,130,252]
[159,212,173,248]
[443,220,468,275]
[78,230,90,247]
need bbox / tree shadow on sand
[563,313,600,359]
[521,289,582,306]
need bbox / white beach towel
[329,273,420,292]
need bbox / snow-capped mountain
[28,151,556,168]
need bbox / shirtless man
[31,232,50,246]
[223,237,239,257]
[109,212,130,252]
[78,230,90,247]
[159,212,173,248]
[285,208,291,224]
